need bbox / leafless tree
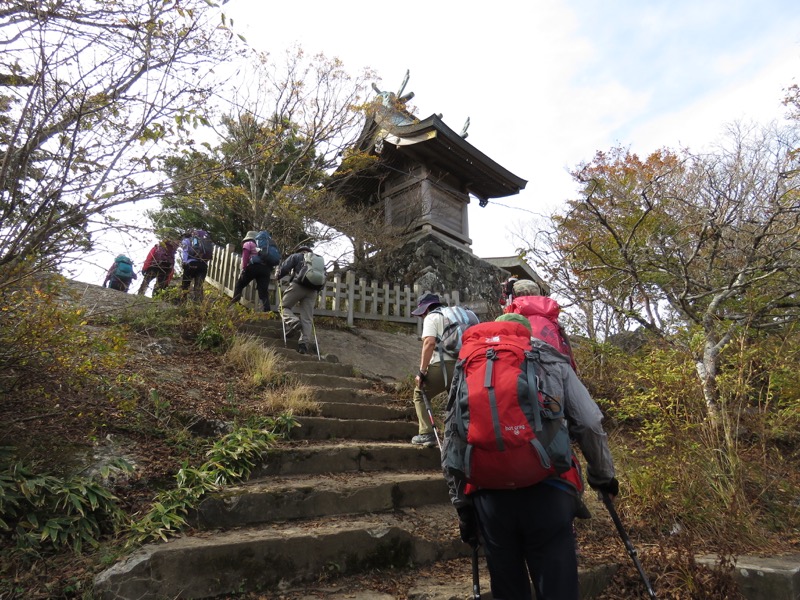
[0,0,237,289]
[213,47,376,232]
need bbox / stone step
[264,342,328,361]
[245,332,347,364]
[94,505,467,600]
[94,502,619,600]
[290,415,417,441]
[193,471,449,529]
[239,320,286,337]
[240,322,326,352]
[318,401,413,420]
[253,441,442,477]
[696,554,800,600]
[285,359,355,377]
[310,387,400,405]
[295,372,374,390]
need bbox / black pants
[138,265,172,295]
[472,483,579,600]
[181,261,208,301]
[231,263,272,311]
[108,278,131,292]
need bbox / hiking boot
[284,321,300,339]
[411,433,437,448]
[297,343,310,355]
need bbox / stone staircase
[93,319,485,599]
[84,285,800,600]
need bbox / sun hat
[244,230,259,242]
[512,279,542,297]
[411,293,442,316]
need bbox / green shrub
[180,294,242,351]
[0,448,128,555]
[127,415,298,545]
[196,323,226,350]
[0,277,128,395]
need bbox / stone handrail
[205,243,461,328]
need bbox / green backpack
[298,252,326,290]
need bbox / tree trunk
[696,332,725,428]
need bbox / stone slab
[697,554,800,600]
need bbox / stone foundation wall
[362,234,508,318]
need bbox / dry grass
[259,383,320,415]
[224,334,288,388]
[224,335,320,414]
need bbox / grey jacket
[442,338,616,508]
[276,252,305,283]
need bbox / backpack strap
[483,349,505,451]
[523,353,543,433]
[523,348,565,470]
[523,351,556,470]
[430,307,451,388]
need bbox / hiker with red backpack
[180,229,213,301]
[504,278,579,372]
[137,239,178,296]
[442,314,617,600]
[103,254,137,292]
[230,230,281,312]
[411,293,479,448]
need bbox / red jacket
[142,242,177,283]
[504,296,578,371]
[142,241,177,271]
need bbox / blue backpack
[250,231,281,267]
[433,306,480,359]
[113,255,134,282]
[189,230,214,261]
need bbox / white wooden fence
[205,243,462,327]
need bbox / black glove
[590,477,620,497]
[456,505,479,547]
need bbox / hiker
[275,244,327,355]
[137,239,178,296]
[230,231,280,312]
[103,254,137,292]
[442,314,618,600]
[410,293,478,448]
[504,278,578,372]
[500,275,518,309]
[180,229,213,301]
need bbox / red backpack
[506,295,578,371]
[442,321,582,492]
[151,242,175,267]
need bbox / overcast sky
[223,0,800,259]
[70,0,800,284]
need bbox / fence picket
[205,244,465,328]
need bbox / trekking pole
[471,544,481,600]
[311,317,321,361]
[601,492,658,599]
[419,386,442,451]
[277,282,287,347]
